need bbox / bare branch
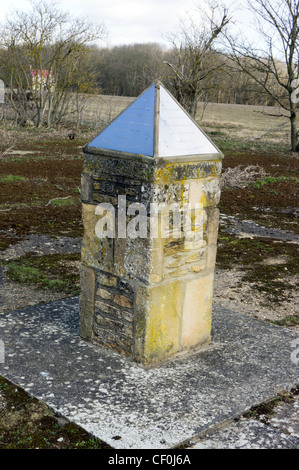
[224,0,299,150]
[164,3,231,117]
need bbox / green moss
[254,176,299,189]
[0,175,27,183]
[0,253,81,295]
[213,137,289,154]
[0,376,111,449]
[271,315,299,327]
[242,388,298,421]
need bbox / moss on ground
[0,376,111,449]
[216,234,299,305]
[242,387,299,423]
[0,253,81,295]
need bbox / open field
[198,101,290,147]
[75,93,291,149]
[0,98,298,448]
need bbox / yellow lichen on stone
[143,281,182,363]
[154,165,171,185]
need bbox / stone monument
[79,81,223,366]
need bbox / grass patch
[271,315,299,327]
[0,376,111,449]
[254,176,299,189]
[213,136,290,154]
[0,174,27,183]
[0,205,83,238]
[0,253,81,295]
[49,197,80,206]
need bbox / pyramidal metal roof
[87,82,222,159]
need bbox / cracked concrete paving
[0,297,298,449]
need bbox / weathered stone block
[118,280,134,298]
[97,287,114,300]
[95,299,122,319]
[206,244,218,270]
[97,271,118,287]
[95,314,133,338]
[93,326,133,355]
[81,172,93,203]
[79,265,96,340]
[206,208,220,246]
[142,280,182,364]
[113,294,134,309]
[81,203,114,273]
[80,154,222,365]
[93,193,118,206]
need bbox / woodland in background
[90,42,284,107]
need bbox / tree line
[90,43,282,107]
[0,0,298,150]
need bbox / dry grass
[221,164,267,188]
[0,94,292,150]
[197,102,290,146]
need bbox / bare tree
[0,0,106,127]
[164,3,230,118]
[226,0,299,151]
[93,43,168,97]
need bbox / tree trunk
[37,107,44,128]
[189,92,198,119]
[290,99,298,151]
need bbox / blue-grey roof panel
[88,84,155,156]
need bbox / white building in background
[29,66,55,94]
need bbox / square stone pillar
[79,82,223,366]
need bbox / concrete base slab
[191,418,299,449]
[0,297,298,449]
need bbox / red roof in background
[29,67,54,79]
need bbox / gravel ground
[0,234,82,261]
[0,234,82,313]
[213,267,299,328]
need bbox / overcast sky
[0,0,253,48]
